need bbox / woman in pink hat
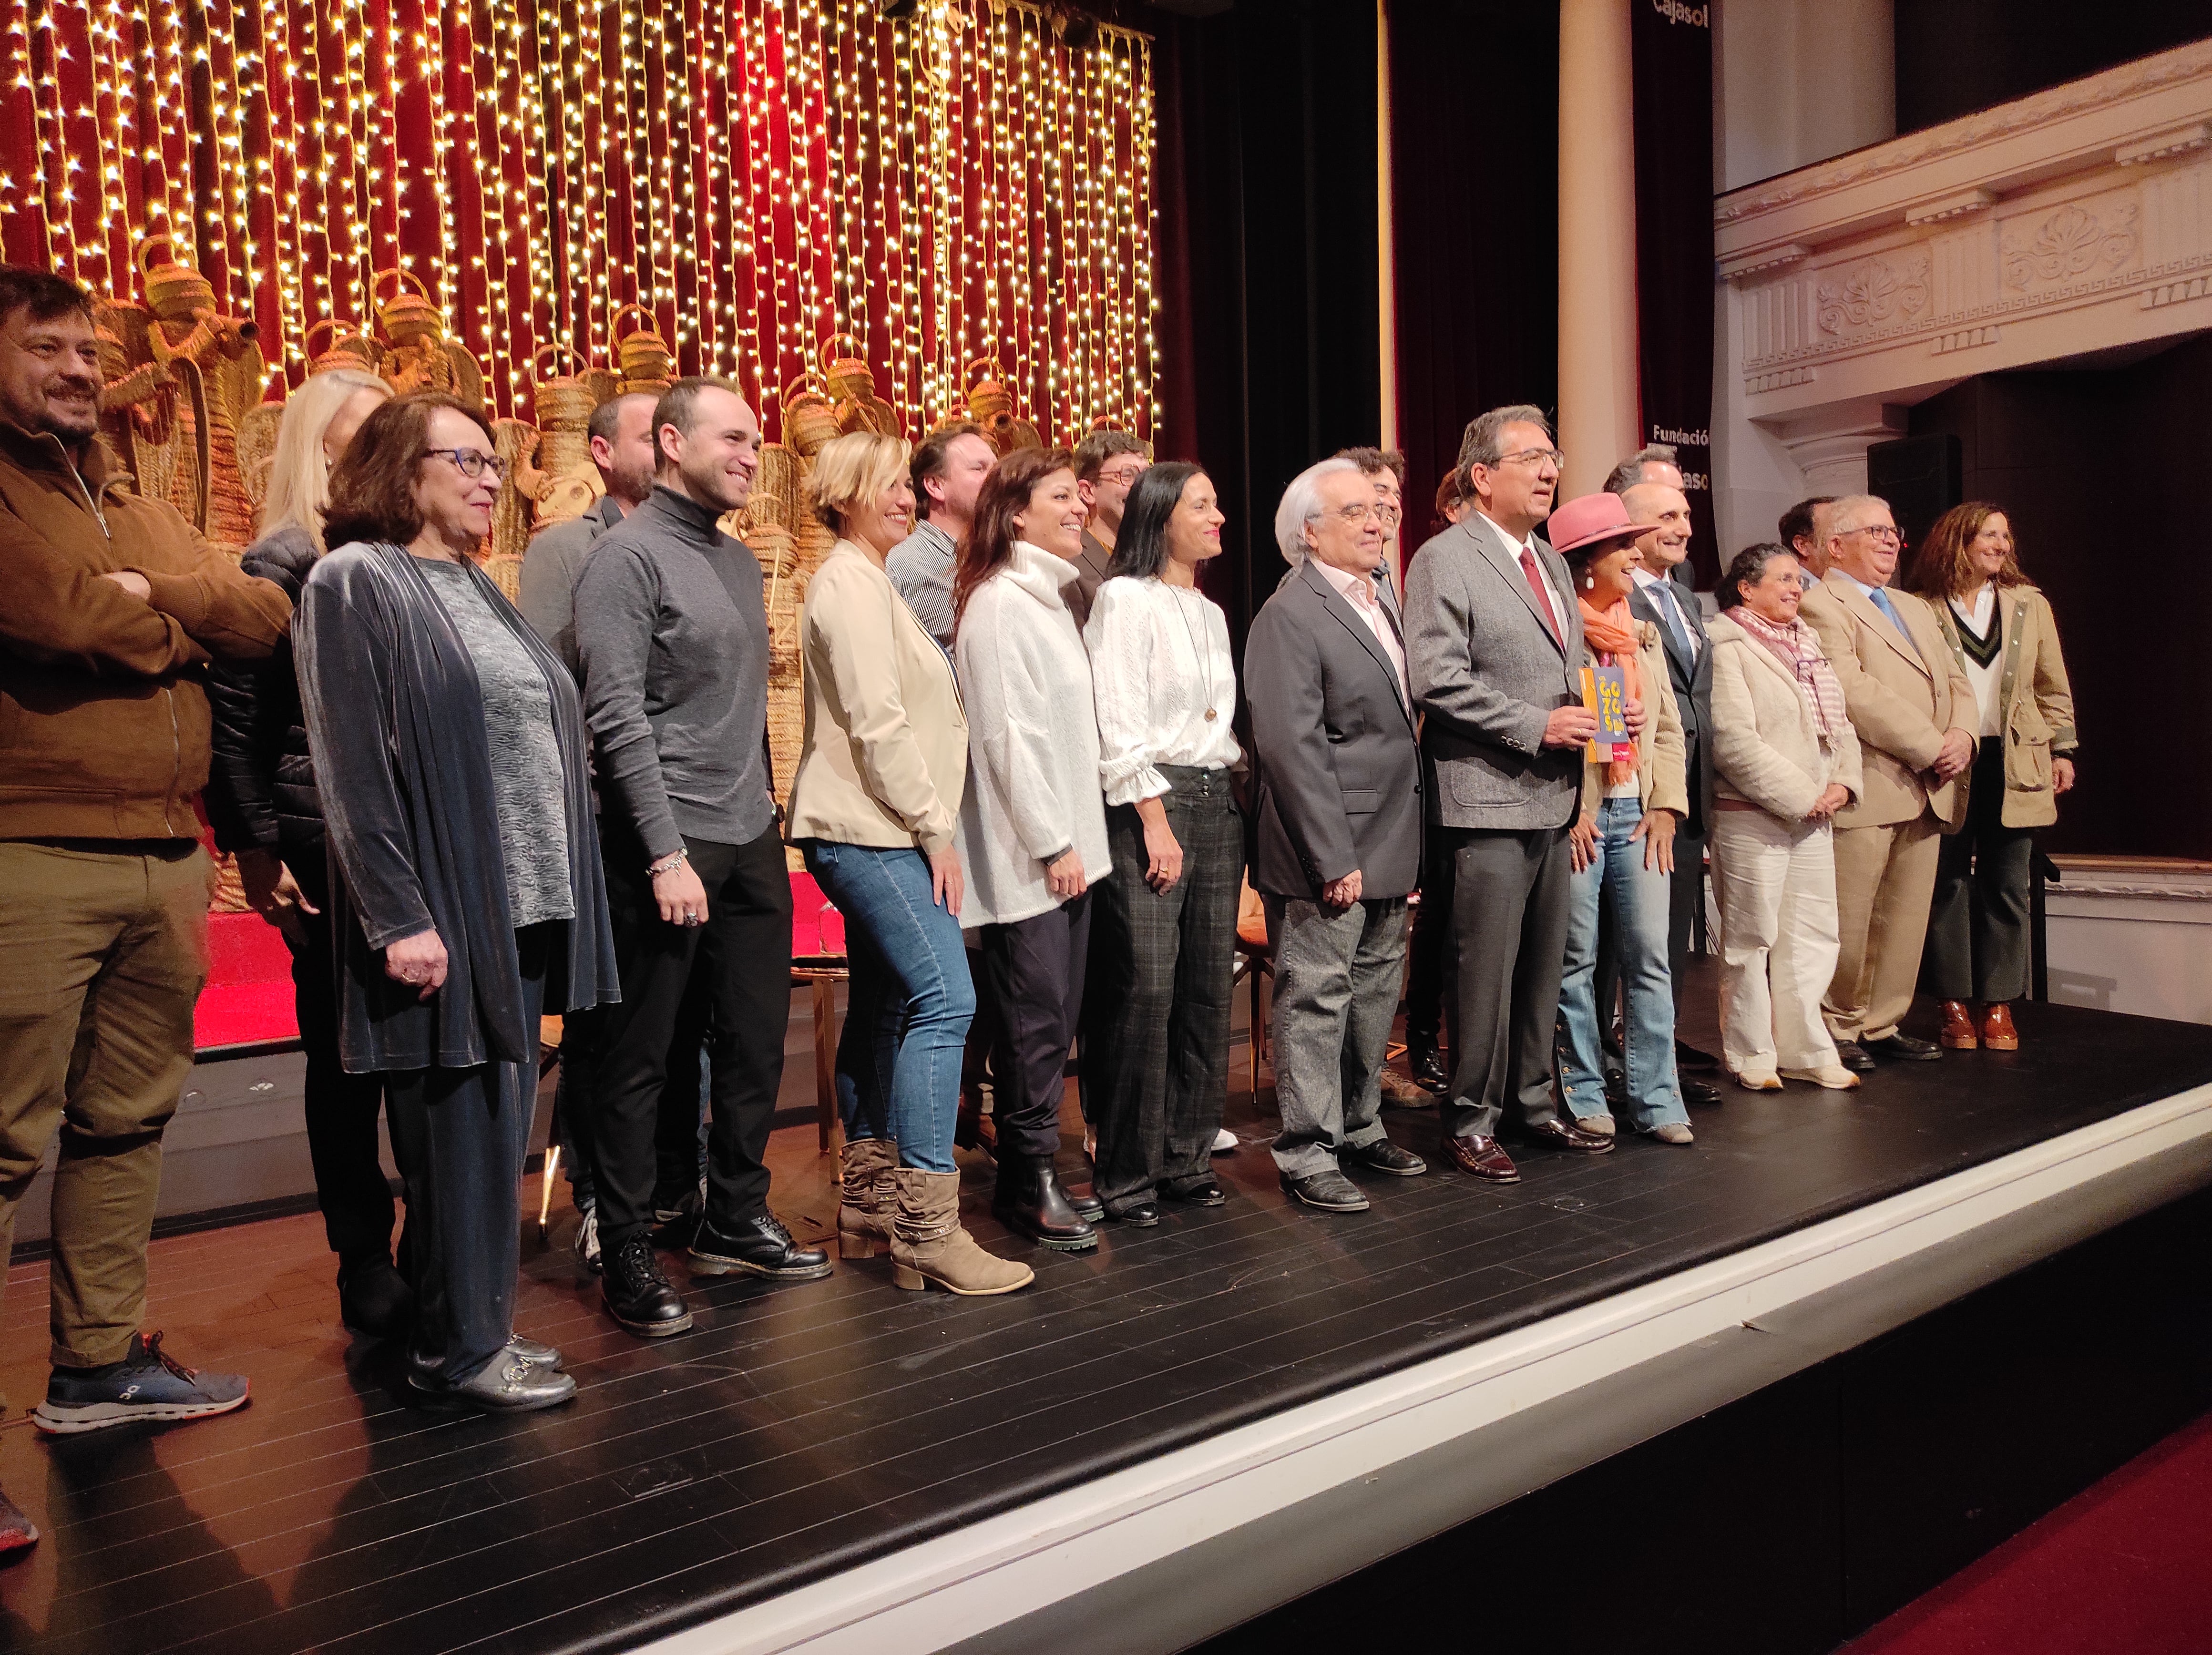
[1548,493,1695,1144]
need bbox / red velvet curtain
[0,1,1159,448]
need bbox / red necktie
[1519,545,1561,644]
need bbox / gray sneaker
[574,1202,602,1276]
[32,1333,249,1435]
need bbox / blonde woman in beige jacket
[788,432,1030,1298]
[1708,545,1865,1092]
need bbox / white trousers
[1710,809,1841,1074]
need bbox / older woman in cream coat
[1708,545,1865,1093]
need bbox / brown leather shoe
[1979,1003,2020,1050]
[1938,1000,1979,1050]
[1515,1117,1616,1155]
[1436,1133,1520,1183]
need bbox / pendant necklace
[1169,582,1220,722]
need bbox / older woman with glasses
[297,391,618,1412]
[1903,503,2078,1052]
[1707,545,1864,1091]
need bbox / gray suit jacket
[1627,569,1714,834]
[1065,528,1115,635]
[516,494,625,678]
[1245,561,1423,899]
[1404,514,1585,831]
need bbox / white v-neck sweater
[952,543,1114,928]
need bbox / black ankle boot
[993,1154,1098,1252]
[602,1232,693,1338]
[337,1257,413,1340]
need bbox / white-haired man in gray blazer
[1404,406,1627,1183]
[1248,458,1431,1213]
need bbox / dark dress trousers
[1403,515,1586,1141]
[1618,567,1713,1008]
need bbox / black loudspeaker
[1867,434,1962,555]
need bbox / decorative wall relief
[2001,203,2140,290]
[1816,254,1931,335]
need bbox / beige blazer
[1576,617,1689,822]
[786,540,968,854]
[1927,584,2078,828]
[1706,615,1865,822]
[1797,571,1973,832]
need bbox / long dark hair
[1904,501,2027,601]
[1108,461,1205,579]
[953,445,1074,624]
[323,391,495,551]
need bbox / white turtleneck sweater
[952,542,1114,928]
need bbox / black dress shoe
[1104,1200,1161,1226]
[338,1257,413,1340]
[1342,1138,1427,1176]
[1436,1133,1520,1183]
[1833,1041,1877,1073]
[993,1154,1099,1251]
[603,1232,694,1337]
[689,1213,835,1280]
[1515,1117,1616,1155]
[1864,1033,1943,1062]
[1676,1040,1722,1072]
[1162,1177,1227,1207]
[1061,1177,1106,1221]
[1281,1169,1370,1212]
[1679,1075,1723,1108]
[1407,1045,1451,1093]
[1604,1067,1628,1106]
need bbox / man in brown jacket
[1798,493,1975,1071]
[0,268,290,1478]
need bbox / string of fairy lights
[0,0,1160,444]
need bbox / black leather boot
[993,1154,1098,1252]
[1407,1044,1450,1093]
[602,1232,693,1338]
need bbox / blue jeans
[1560,797,1686,1131]
[799,840,976,1174]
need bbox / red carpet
[195,909,297,1050]
[1845,1412,2212,1655]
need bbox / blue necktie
[1869,587,1919,655]
[1649,579,1693,657]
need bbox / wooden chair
[1234,876,1275,1097]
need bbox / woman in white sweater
[952,447,1113,1253]
[1083,462,1243,1225]
[1707,544,1866,1092]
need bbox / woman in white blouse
[787,432,1031,1298]
[951,446,1112,1254]
[1083,462,1243,1225]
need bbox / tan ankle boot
[891,1169,1034,1296]
[837,1137,900,1259]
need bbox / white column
[1557,0,1640,498]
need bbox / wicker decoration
[302,318,378,377]
[819,332,902,438]
[781,371,842,460]
[94,235,265,548]
[511,344,612,532]
[370,268,486,404]
[963,354,1043,455]
[614,303,674,394]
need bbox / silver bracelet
[647,847,689,878]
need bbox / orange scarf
[1577,596,1644,786]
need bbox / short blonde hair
[259,368,391,549]
[805,431,912,533]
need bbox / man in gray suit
[1248,460,1430,1213]
[517,392,658,677]
[1405,405,1620,1182]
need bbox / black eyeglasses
[423,448,509,482]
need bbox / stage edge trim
[640,1084,2212,1655]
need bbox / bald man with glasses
[1797,495,1975,1071]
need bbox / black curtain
[1629,0,1718,586]
[1147,0,1382,649]
[1387,1,1560,557]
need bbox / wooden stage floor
[4,991,2211,1654]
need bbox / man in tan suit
[1798,494,1975,1069]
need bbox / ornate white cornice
[1716,39,2212,227]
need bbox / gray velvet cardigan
[296,541,619,1073]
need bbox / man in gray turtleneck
[573,376,830,1339]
